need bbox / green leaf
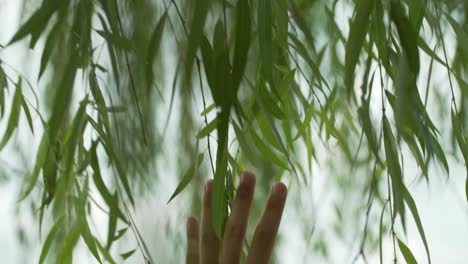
[398,238,418,264]
[55,220,83,264]
[466,176,468,204]
[96,240,117,264]
[345,0,373,92]
[90,142,128,223]
[39,21,61,79]
[293,103,315,140]
[250,128,287,169]
[167,153,204,203]
[8,1,62,47]
[383,116,404,224]
[95,30,131,51]
[81,223,102,263]
[197,118,218,139]
[106,192,119,250]
[402,186,431,264]
[97,14,120,89]
[39,215,64,264]
[446,15,468,56]
[120,249,136,260]
[200,103,216,116]
[185,0,209,80]
[391,0,420,75]
[232,0,251,90]
[146,12,167,89]
[379,202,388,264]
[212,111,230,239]
[21,96,34,134]
[0,66,6,116]
[19,134,49,201]
[0,79,23,150]
[258,0,273,83]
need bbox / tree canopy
[0,0,468,262]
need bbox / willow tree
[0,0,467,262]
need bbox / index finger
[246,182,287,264]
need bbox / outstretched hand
[186,172,288,264]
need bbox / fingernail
[272,182,287,196]
[205,180,213,193]
[241,171,256,186]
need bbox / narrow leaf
[398,238,418,264]
[167,153,204,203]
[38,215,64,264]
[0,79,23,150]
[146,12,167,89]
[402,186,431,264]
[345,0,373,92]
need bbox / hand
[185,172,288,264]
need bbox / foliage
[1,0,468,262]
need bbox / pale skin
[185,172,288,264]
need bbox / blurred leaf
[8,1,63,47]
[446,14,468,56]
[97,14,120,89]
[90,142,128,223]
[232,0,251,90]
[402,185,431,264]
[21,96,34,134]
[383,116,404,224]
[197,118,218,139]
[146,12,167,89]
[398,238,418,264]
[39,215,64,264]
[55,219,82,264]
[120,249,136,260]
[258,0,273,83]
[19,134,49,201]
[345,0,373,92]
[0,79,22,150]
[167,153,204,203]
[391,0,420,75]
[185,0,209,80]
[0,66,6,116]
[200,103,216,116]
[250,128,287,169]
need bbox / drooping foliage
[1,0,468,262]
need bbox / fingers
[186,216,199,264]
[246,182,287,264]
[220,172,256,264]
[200,180,220,264]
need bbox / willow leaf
[90,142,128,223]
[345,0,372,92]
[167,153,204,203]
[258,0,273,83]
[383,116,403,224]
[120,249,136,260]
[232,0,251,90]
[391,0,420,75]
[197,118,218,139]
[185,0,209,80]
[19,134,48,201]
[0,79,22,150]
[146,12,167,89]
[55,220,82,264]
[39,215,64,264]
[398,238,418,264]
[402,186,431,264]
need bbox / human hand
[185,172,288,264]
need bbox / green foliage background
[1,0,468,262]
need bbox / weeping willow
[0,0,467,262]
